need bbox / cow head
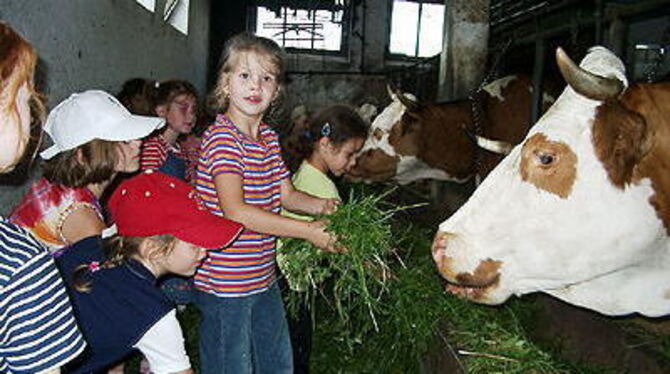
[432,46,670,317]
[347,86,476,185]
[347,76,540,185]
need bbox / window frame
[249,3,353,57]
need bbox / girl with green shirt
[280,104,368,373]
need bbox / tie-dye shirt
[194,114,289,297]
[10,178,103,253]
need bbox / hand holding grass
[305,220,346,253]
[318,197,340,215]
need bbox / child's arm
[215,174,337,251]
[280,179,339,216]
[61,206,106,244]
[134,310,193,374]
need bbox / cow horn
[476,135,514,155]
[556,47,624,101]
[395,89,420,111]
[386,83,397,100]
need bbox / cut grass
[279,188,417,338]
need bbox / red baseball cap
[108,170,243,249]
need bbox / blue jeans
[195,284,293,374]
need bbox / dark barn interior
[2,0,670,373]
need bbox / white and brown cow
[432,46,670,317]
[347,75,556,185]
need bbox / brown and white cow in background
[347,75,556,185]
[432,46,670,317]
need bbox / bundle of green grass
[279,189,403,338]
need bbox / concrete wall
[1,0,210,106]
[0,0,211,213]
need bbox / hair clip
[321,122,331,137]
[88,261,101,273]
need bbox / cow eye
[537,152,555,165]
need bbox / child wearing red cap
[56,170,243,374]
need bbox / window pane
[389,1,419,56]
[418,3,444,57]
[255,7,342,51]
[317,10,342,51]
[136,0,155,12]
[168,0,189,35]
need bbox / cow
[346,75,556,185]
[431,46,670,317]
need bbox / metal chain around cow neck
[468,92,484,186]
[467,38,513,186]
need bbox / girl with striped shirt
[140,80,199,181]
[193,32,341,374]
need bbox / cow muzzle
[346,149,399,182]
[432,231,503,303]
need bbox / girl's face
[157,93,196,135]
[322,137,366,177]
[115,139,142,173]
[161,239,207,276]
[0,82,31,172]
[223,52,279,123]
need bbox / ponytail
[72,234,176,293]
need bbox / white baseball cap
[40,90,165,160]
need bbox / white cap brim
[40,115,165,159]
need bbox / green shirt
[281,161,340,221]
[279,161,339,290]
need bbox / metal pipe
[530,38,545,124]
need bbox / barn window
[136,0,155,12]
[389,0,444,58]
[252,1,350,54]
[165,0,190,35]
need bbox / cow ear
[592,101,650,188]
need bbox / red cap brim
[173,209,243,249]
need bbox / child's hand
[307,220,347,253]
[318,198,340,215]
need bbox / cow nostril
[432,231,455,259]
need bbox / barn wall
[0,0,211,214]
[0,0,211,106]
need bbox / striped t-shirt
[0,217,86,373]
[194,114,289,297]
[140,135,186,170]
